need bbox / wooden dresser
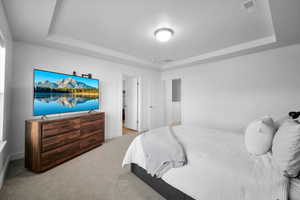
[25,112,105,173]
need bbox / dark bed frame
[131,164,195,200]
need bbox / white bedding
[290,178,300,200]
[122,126,289,200]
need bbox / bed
[123,125,295,200]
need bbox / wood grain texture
[42,130,81,152]
[25,112,105,173]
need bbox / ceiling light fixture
[154,28,174,42]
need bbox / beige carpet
[0,134,165,200]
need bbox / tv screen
[33,69,100,116]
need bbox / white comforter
[122,126,289,200]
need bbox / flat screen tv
[33,69,100,116]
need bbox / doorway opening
[164,78,182,126]
[122,75,140,135]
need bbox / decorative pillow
[272,119,300,177]
[274,115,291,130]
[244,116,276,155]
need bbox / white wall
[163,43,300,132]
[8,41,163,158]
[0,0,13,188]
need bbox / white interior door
[148,77,164,130]
[125,77,138,130]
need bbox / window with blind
[0,35,5,94]
[0,33,5,141]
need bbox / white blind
[0,33,4,141]
[0,35,5,93]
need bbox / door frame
[162,76,184,126]
[122,74,142,133]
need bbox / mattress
[123,125,289,200]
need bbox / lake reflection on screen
[34,93,99,116]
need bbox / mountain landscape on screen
[35,78,96,91]
[35,77,98,97]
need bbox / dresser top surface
[26,112,104,123]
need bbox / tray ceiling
[3,0,300,70]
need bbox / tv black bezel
[33,68,100,116]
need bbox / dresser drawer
[42,118,80,130]
[80,129,104,139]
[80,134,104,150]
[42,118,80,138]
[42,130,80,152]
[41,141,80,169]
[81,119,104,136]
[80,113,104,123]
[81,119,104,127]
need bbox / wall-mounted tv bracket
[289,111,300,119]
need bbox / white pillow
[274,115,291,130]
[245,116,276,155]
[272,119,300,177]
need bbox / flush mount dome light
[154,28,174,42]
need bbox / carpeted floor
[0,134,165,200]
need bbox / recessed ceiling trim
[22,0,278,71]
[46,0,159,69]
[47,34,159,68]
[47,0,63,36]
[5,0,300,72]
[162,35,277,69]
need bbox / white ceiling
[2,0,300,70]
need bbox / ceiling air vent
[242,0,256,12]
[152,58,174,64]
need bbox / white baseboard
[0,155,10,190]
[0,151,24,190]
[10,152,24,161]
